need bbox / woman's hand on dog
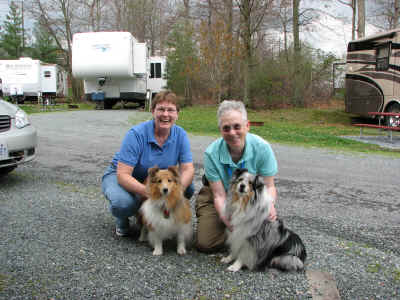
[268,202,277,221]
[221,216,233,232]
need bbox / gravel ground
[1,110,399,300]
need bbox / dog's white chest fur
[140,196,192,256]
[141,198,185,237]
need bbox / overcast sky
[0,0,10,25]
[301,0,381,57]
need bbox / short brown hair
[151,90,180,112]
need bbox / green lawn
[19,100,400,156]
[177,105,400,157]
[19,102,95,114]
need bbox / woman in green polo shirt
[195,100,278,253]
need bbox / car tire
[0,166,16,176]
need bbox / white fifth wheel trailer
[72,31,167,109]
[0,57,41,103]
[0,57,67,104]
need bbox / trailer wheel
[386,102,400,127]
[16,96,25,104]
[0,166,16,176]
[104,100,116,109]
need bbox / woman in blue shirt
[102,91,195,236]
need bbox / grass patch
[14,100,400,156]
[0,274,7,292]
[18,102,96,114]
[394,269,400,282]
[177,106,400,156]
[367,263,383,273]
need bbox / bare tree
[337,0,356,40]
[195,0,237,100]
[74,0,108,32]
[337,0,364,39]
[395,0,400,28]
[27,0,83,101]
[357,0,365,38]
[276,0,292,62]
[183,0,193,105]
[370,0,400,30]
[292,0,303,106]
[235,0,274,107]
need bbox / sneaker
[115,226,129,237]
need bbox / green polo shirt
[204,133,278,191]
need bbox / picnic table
[352,112,400,142]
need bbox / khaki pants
[195,186,227,253]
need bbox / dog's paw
[227,260,243,272]
[177,246,187,255]
[221,255,233,264]
[152,247,163,256]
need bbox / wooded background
[0,0,399,108]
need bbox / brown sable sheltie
[139,166,192,256]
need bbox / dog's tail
[269,255,304,271]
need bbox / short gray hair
[217,100,248,127]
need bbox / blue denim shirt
[112,119,192,183]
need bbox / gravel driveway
[1,109,399,300]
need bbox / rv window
[44,71,51,78]
[376,44,390,71]
[150,63,162,79]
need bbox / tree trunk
[352,0,356,40]
[394,0,400,29]
[183,0,192,106]
[240,0,251,107]
[225,0,233,99]
[357,0,365,38]
[292,0,303,106]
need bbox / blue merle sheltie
[221,168,306,272]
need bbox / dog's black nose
[162,188,169,194]
[239,184,246,192]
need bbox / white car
[0,98,37,175]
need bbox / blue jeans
[101,164,195,230]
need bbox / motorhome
[345,28,400,127]
[0,58,67,103]
[72,31,167,109]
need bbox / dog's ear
[148,166,159,178]
[167,165,180,178]
[234,168,248,178]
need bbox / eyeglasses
[221,123,243,133]
[155,107,177,114]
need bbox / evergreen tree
[30,20,59,64]
[166,23,198,103]
[0,1,24,59]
